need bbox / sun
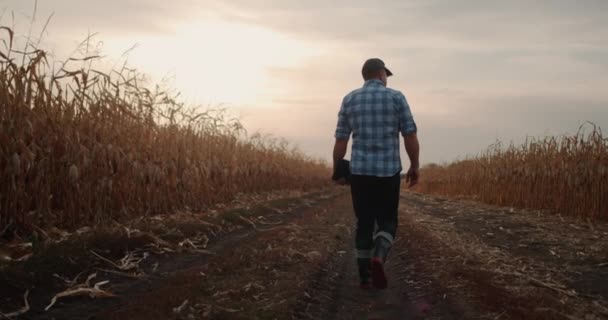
[104,19,320,107]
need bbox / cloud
[419,96,608,163]
[213,0,608,50]
[2,0,607,164]
[2,0,211,35]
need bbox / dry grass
[0,26,330,236]
[417,124,608,220]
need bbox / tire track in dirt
[99,192,354,320]
[395,192,608,320]
[4,190,342,320]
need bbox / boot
[372,236,392,263]
[371,236,392,289]
[357,258,371,289]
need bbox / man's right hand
[403,133,420,188]
[406,166,419,188]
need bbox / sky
[2,0,607,165]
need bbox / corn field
[417,125,608,220]
[0,27,330,235]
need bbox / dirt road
[1,188,607,319]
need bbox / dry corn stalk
[90,250,147,272]
[417,123,608,221]
[0,26,331,237]
[0,290,30,319]
[45,273,114,311]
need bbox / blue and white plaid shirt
[335,79,417,177]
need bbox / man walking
[332,58,420,289]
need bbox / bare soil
[1,189,607,319]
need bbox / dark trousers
[350,173,401,260]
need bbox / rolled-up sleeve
[396,92,417,136]
[334,98,351,140]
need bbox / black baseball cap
[362,58,393,78]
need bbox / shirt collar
[364,79,384,87]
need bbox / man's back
[332,58,420,290]
[335,79,417,177]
